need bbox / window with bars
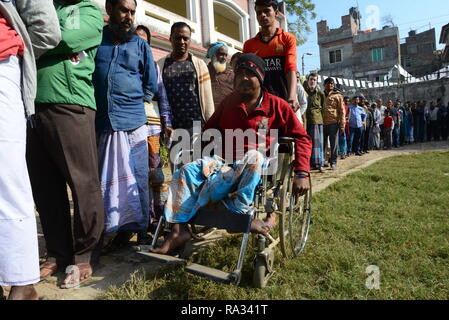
[371,48,384,62]
[329,50,342,64]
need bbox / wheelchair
[138,136,312,288]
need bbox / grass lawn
[102,151,449,300]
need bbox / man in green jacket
[26,0,104,289]
[304,73,326,173]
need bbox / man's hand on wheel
[293,175,310,197]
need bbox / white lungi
[0,56,40,286]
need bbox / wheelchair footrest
[136,252,187,266]
[185,263,238,285]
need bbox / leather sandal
[39,261,58,280]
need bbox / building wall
[401,29,442,77]
[90,0,275,60]
[231,0,249,12]
[359,78,449,104]
[318,9,400,82]
[352,28,400,80]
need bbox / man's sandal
[60,263,92,289]
[39,261,58,280]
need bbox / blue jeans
[349,127,363,154]
[393,126,400,147]
[324,123,339,165]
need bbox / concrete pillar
[248,0,259,38]
[200,0,217,47]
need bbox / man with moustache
[93,0,158,249]
[206,42,235,110]
[158,22,214,132]
[151,54,312,255]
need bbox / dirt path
[5,141,448,300]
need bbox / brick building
[440,23,449,64]
[92,0,288,60]
[401,29,442,77]
[317,7,401,82]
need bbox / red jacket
[204,89,312,173]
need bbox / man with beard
[92,0,158,250]
[151,54,312,255]
[25,0,104,290]
[206,42,234,110]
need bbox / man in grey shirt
[0,0,60,300]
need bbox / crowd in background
[302,73,449,173]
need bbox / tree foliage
[283,0,317,45]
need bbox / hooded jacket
[0,0,61,116]
[35,0,103,110]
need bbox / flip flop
[39,261,58,280]
[60,263,92,289]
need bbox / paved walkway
[4,141,449,300]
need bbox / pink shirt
[0,15,24,61]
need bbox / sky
[294,0,449,74]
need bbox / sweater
[204,89,312,173]
[323,89,346,129]
[158,53,215,123]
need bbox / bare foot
[151,224,191,255]
[8,285,38,300]
[61,263,92,289]
[39,261,58,279]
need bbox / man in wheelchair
[152,54,312,255]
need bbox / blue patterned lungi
[165,150,264,224]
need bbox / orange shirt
[0,16,24,61]
[243,28,297,101]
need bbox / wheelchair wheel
[279,163,312,259]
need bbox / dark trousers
[442,119,449,140]
[349,127,362,153]
[430,121,440,141]
[417,120,425,142]
[362,125,372,152]
[380,124,385,148]
[324,123,339,165]
[26,104,104,267]
[426,121,432,141]
[385,128,393,149]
